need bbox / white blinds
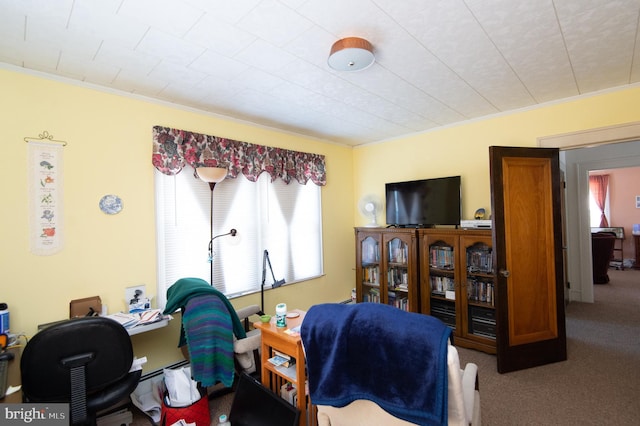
[155,168,323,308]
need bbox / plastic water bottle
[275,303,287,328]
[218,414,231,426]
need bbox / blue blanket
[301,303,451,426]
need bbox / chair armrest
[234,329,261,353]
[461,362,478,423]
[235,305,262,320]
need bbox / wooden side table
[254,309,315,426]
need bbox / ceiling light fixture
[328,37,375,72]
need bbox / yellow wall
[4,64,640,371]
[353,86,640,226]
[0,68,354,371]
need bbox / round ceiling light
[328,37,375,72]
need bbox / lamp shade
[328,37,375,71]
[196,167,227,183]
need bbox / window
[589,188,610,227]
[155,169,323,308]
[588,174,610,227]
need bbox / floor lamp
[196,166,228,286]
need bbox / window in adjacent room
[588,173,610,227]
[155,169,323,308]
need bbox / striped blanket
[163,278,246,387]
[182,294,235,387]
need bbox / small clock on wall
[99,194,123,215]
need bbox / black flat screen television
[385,176,461,227]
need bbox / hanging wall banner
[27,140,65,255]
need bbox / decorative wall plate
[99,194,123,215]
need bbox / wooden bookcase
[419,228,496,354]
[354,227,419,313]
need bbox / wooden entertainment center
[355,227,497,354]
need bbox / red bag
[160,387,210,426]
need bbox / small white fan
[358,195,382,227]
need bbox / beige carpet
[132,268,640,425]
[457,268,640,425]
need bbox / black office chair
[20,316,142,425]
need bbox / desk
[254,310,316,426]
[0,317,167,404]
[127,317,170,336]
[39,315,171,336]
[592,226,625,269]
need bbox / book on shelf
[268,355,291,367]
[271,351,296,367]
[280,382,297,405]
[274,350,291,360]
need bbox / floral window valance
[152,126,326,186]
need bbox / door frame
[539,123,640,303]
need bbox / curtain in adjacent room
[589,174,609,227]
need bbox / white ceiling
[1,0,640,146]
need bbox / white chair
[233,304,262,375]
[301,303,481,426]
[314,345,480,425]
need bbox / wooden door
[489,146,567,373]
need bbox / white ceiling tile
[180,0,262,24]
[135,28,205,66]
[184,14,256,56]
[117,0,204,37]
[559,1,640,92]
[94,41,160,75]
[0,0,74,27]
[230,68,285,92]
[189,50,250,81]
[0,10,26,42]
[25,15,102,59]
[148,60,207,87]
[112,69,168,95]
[0,38,60,70]
[1,0,639,145]
[236,0,315,47]
[234,39,297,73]
[69,0,147,49]
[57,53,121,84]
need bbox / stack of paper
[106,312,139,328]
[105,309,164,329]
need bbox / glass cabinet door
[464,241,496,340]
[428,240,457,329]
[360,235,381,303]
[356,228,418,312]
[386,237,409,310]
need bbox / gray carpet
[457,268,640,425]
[132,268,640,425]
